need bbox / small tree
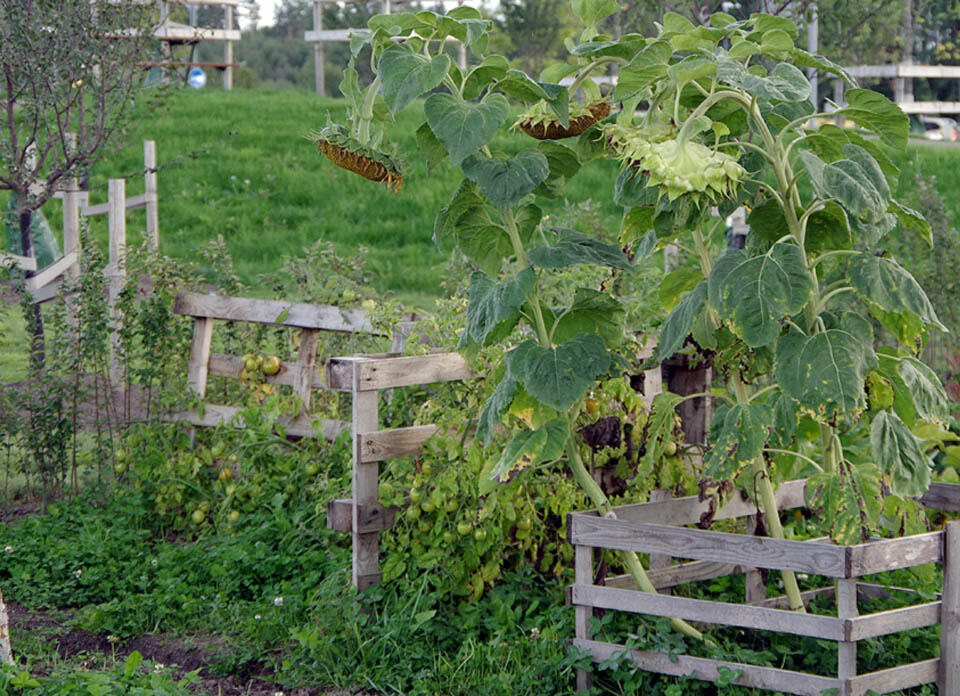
[0,0,159,369]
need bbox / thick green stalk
[502,207,712,645]
[357,76,382,146]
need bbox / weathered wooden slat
[920,481,960,511]
[358,425,439,464]
[845,602,940,641]
[849,659,939,695]
[856,582,939,602]
[353,390,380,590]
[606,560,746,590]
[573,639,841,696]
[122,192,155,211]
[174,292,374,332]
[750,586,835,610]
[848,532,943,577]
[940,520,960,692]
[26,250,79,293]
[0,250,36,271]
[207,353,303,389]
[295,329,320,410]
[187,317,214,397]
[80,200,111,217]
[570,584,842,640]
[567,516,849,577]
[837,578,858,682]
[575,545,593,693]
[31,278,66,304]
[580,479,807,527]
[327,353,473,392]
[326,498,396,532]
[171,404,347,440]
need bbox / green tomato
[445,498,459,513]
[517,517,532,531]
[113,460,128,475]
[228,510,240,523]
[191,509,205,525]
[408,488,423,504]
[663,440,678,457]
[304,461,320,476]
[442,531,456,545]
[473,527,487,542]
[407,506,422,522]
[457,520,473,536]
[418,519,432,533]
[421,500,436,513]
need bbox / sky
[251,0,484,29]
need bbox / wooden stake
[575,544,593,692]
[223,6,234,90]
[107,178,126,385]
[144,141,159,248]
[352,386,380,590]
[940,521,960,693]
[836,578,858,694]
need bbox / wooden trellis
[171,291,472,589]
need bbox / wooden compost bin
[567,479,960,696]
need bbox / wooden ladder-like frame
[172,291,472,589]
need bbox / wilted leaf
[655,282,707,362]
[489,419,567,484]
[506,334,611,411]
[871,410,931,498]
[806,462,882,544]
[704,403,772,481]
[476,377,519,446]
[708,243,814,347]
[462,150,549,210]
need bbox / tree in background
[492,0,568,76]
[0,0,159,368]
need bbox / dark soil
[6,601,339,695]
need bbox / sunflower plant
[318,0,946,635]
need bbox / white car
[920,116,959,142]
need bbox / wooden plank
[570,584,842,640]
[358,425,439,464]
[744,514,766,604]
[107,179,126,385]
[573,639,841,696]
[647,489,673,596]
[326,353,473,392]
[0,251,36,271]
[143,146,159,250]
[294,328,319,410]
[305,28,361,42]
[940,520,960,693]
[575,545,593,693]
[899,101,960,115]
[837,578,858,687]
[920,481,960,512]
[80,200,110,217]
[606,560,746,590]
[174,292,375,332]
[171,404,347,440]
[845,602,940,641]
[122,192,156,211]
[207,353,302,388]
[845,64,960,79]
[352,390,379,590]
[26,250,78,293]
[568,515,849,577]
[848,532,943,577]
[155,25,242,41]
[584,479,808,527]
[750,586,836,610]
[187,318,214,397]
[31,278,66,304]
[849,659,939,695]
[326,498,396,532]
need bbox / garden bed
[567,479,960,695]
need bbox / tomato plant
[322,0,946,634]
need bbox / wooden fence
[171,291,473,589]
[567,479,960,696]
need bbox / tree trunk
[0,586,11,666]
[19,209,45,370]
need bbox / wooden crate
[567,479,960,696]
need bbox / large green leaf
[553,289,625,347]
[416,122,447,174]
[614,41,671,100]
[455,205,513,275]
[434,178,484,247]
[837,89,909,150]
[655,282,707,362]
[538,141,580,181]
[377,45,451,115]
[476,377,518,446]
[848,253,945,331]
[806,462,883,545]
[871,410,931,498]
[716,60,810,103]
[467,268,536,346]
[708,243,814,347]
[704,403,772,481]
[506,334,611,411]
[424,92,509,166]
[799,148,889,242]
[789,49,855,85]
[463,55,511,100]
[528,229,631,270]
[461,150,549,211]
[776,314,877,421]
[571,0,620,28]
[660,268,703,311]
[489,419,568,485]
[889,199,933,247]
[898,355,950,426]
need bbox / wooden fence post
[312,0,325,96]
[940,520,960,693]
[836,577,858,694]
[575,544,593,692]
[352,382,380,590]
[63,133,81,279]
[223,5,234,90]
[144,140,159,248]
[107,178,126,385]
[648,488,673,596]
